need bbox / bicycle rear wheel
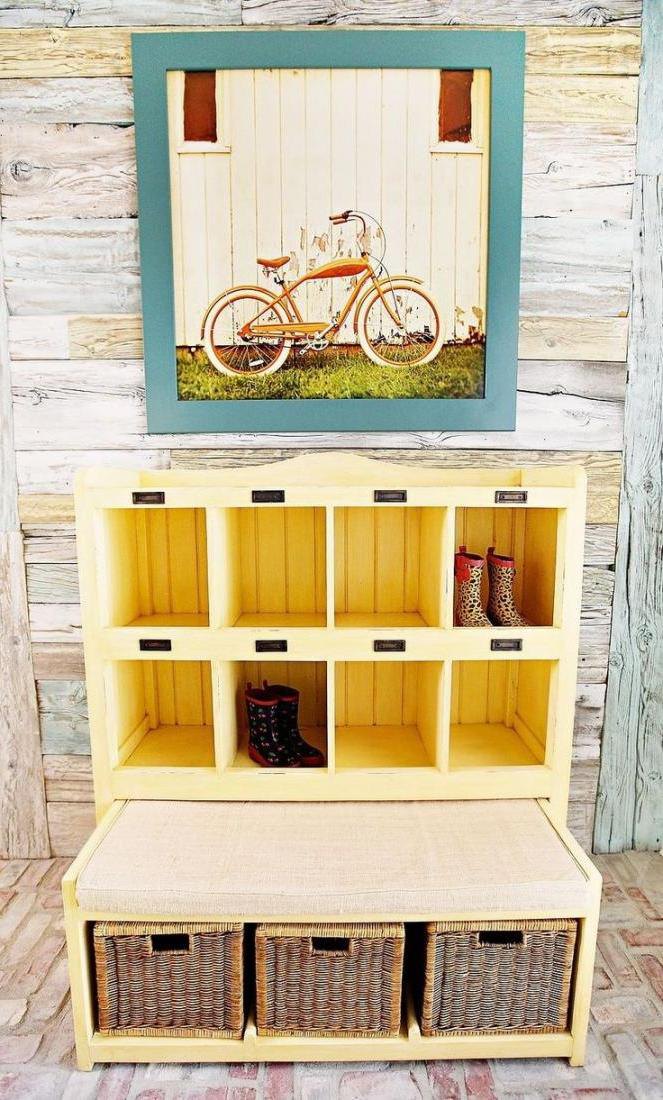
[357,281,443,367]
[202,288,290,377]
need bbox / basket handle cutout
[311,936,353,955]
[150,932,191,953]
[477,930,524,947]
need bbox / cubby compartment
[215,507,326,627]
[107,660,215,769]
[335,661,443,769]
[454,507,560,626]
[220,660,328,769]
[334,507,444,628]
[98,508,209,628]
[449,660,553,769]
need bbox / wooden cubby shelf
[98,506,209,628]
[74,457,586,807]
[449,659,552,770]
[454,505,560,627]
[335,661,442,770]
[110,659,215,771]
[334,506,444,628]
[214,506,327,628]
[67,456,601,1070]
[221,660,328,770]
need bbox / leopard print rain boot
[455,546,490,627]
[263,681,325,767]
[245,683,299,767]
[486,547,530,627]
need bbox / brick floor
[0,854,660,1099]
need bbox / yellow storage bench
[63,798,600,1068]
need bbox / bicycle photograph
[167,66,490,403]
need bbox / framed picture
[132,30,525,433]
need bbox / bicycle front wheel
[357,281,443,367]
[202,288,290,377]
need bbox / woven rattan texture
[93,922,244,1038]
[420,919,577,1037]
[256,923,404,1037]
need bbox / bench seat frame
[63,798,601,1070]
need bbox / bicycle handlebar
[329,210,367,240]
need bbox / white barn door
[168,68,490,348]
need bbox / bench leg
[569,883,601,1066]
[63,880,95,1071]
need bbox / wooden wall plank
[595,0,663,853]
[7,315,69,358]
[27,563,79,603]
[241,2,642,29]
[10,360,624,451]
[525,74,637,124]
[0,123,136,220]
[518,316,628,361]
[574,684,606,761]
[0,25,641,78]
[517,360,626,402]
[6,311,630,364]
[0,77,133,123]
[0,119,636,223]
[578,623,611,683]
[23,529,77,563]
[2,219,139,314]
[0,218,49,858]
[524,124,635,219]
[29,603,82,642]
[0,30,133,78]
[16,448,170,493]
[46,801,95,857]
[68,314,143,358]
[43,755,93,803]
[18,496,75,524]
[0,535,50,856]
[0,117,637,218]
[584,524,617,565]
[0,1,241,28]
[32,643,85,680]
[569,760,600,803]
[524,27,640,74]
[36,680,89,753]
[0,213,630,316]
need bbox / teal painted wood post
[594,0,663,852]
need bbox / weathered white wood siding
[0,13,644,858]
[168,68,489,346]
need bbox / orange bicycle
[201,210,443,377]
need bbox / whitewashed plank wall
[0,8,641,858]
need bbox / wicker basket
[93,921,244,1038]
[419,919,577,1036]
[256,922,404,1037]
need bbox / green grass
[176,343,485,401]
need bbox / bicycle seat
[257,255,289,269]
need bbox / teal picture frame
[132,29,525,434]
